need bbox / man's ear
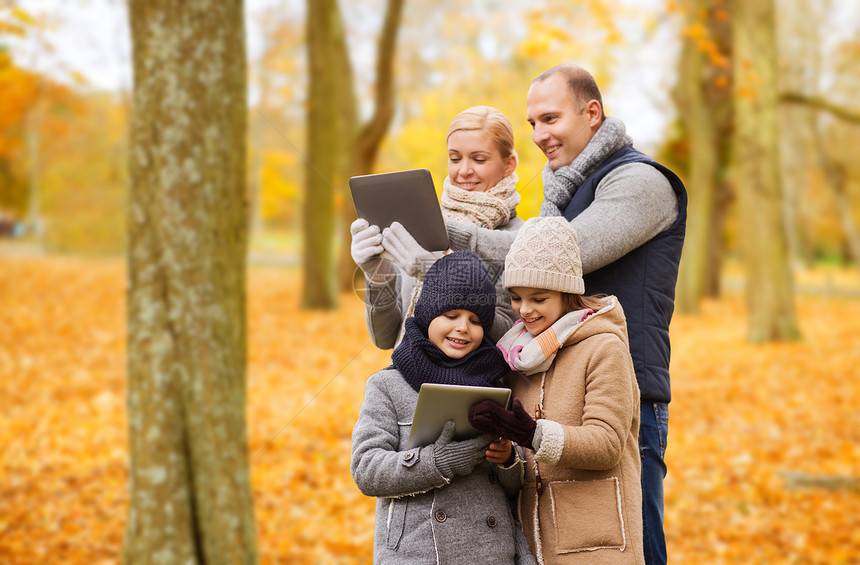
[585,99,603,127]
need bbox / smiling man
[443,64,688,565]
[526,69,601,172]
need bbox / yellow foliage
[665,0,684,14]
[0,20,25,36]
[0,61,40,157]
[736,85,759,101]
[682,21,729,70]
[260,149,300,223]
[2,254,860,563]
[10,7,38,27]
[69,71,88,86]
[516,17,571,59]
[683,23,708,41]
[587,0,622,44]
[380,81,545,222]
[666,293,860,563]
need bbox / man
[383,64,686,565]
[455,64,685,565]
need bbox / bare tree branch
[780,92,860,124]
[354,0,406,174]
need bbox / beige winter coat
[507,297,644,565]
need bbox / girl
[469,217,645,565]
[350,105,524,348]
[351,250,536,565]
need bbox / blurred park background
[1,0,860,563]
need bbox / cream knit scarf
[540,116,633,217]
[441,172,520,229]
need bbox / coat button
[435,510,447,523]
[403,451,414,461]
[487,515,498,528]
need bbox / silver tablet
[349,168,450,252]
[406,383,512,449]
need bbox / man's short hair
[534,64,604,117]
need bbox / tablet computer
[406,383,512,449]
[349,168,450,252]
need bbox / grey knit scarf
[540,116,634,217]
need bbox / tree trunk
[705,179,732,296]
[673,0,732,313]
[25,107,42,242]
[125,1,257,563]
[776,1,827,270]
[731,0,801,342]
[776,0,860,269]
[25,79,45,244]
[330,2,358,296]
[812,130,860,266]
[249,111,265,244]
[302,0,351,309]
[337,0,406,294]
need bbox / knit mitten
[469,398,537,450]
[380,221,445,279]
[350,219,383,273]
[432,420,491,478]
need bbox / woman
[350,105,524,348]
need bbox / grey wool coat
[351,368,528,564]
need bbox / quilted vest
[563,146,687,402]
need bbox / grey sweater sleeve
[363,264,415,350]
[351,374,449,498]
[447,220,518,263]
[571,162,678,273]
[489,279,517,341]
[447,163,678,275]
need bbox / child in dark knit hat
[469,217,644,565]
[351,250,537,565]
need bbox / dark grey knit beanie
[413,250,496,334]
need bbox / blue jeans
[640,401,669,565]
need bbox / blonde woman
[351,106,525,348]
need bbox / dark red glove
[469,398,537,450]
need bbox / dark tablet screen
[349,168,450,252]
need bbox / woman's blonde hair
[446,105,516,161]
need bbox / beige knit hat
[504,216,585,294]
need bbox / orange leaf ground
[1,253,859,564]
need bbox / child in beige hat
[469,216,645,565]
